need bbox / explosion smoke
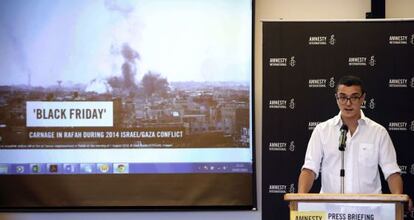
[86,44,140,94]
[105,43,141,93]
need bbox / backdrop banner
[262,20,414,220]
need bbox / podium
[284,193,409,220]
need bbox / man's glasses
[335,94,363,104]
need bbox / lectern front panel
[298,202,395,220]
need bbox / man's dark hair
[335,75,366,94]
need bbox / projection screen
[0,0,256,210]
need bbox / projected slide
[0,0,253,176]
[0,0,251,149]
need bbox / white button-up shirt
[302,111,401,194]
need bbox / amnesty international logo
[411,34,414,45]
[309,77,337,88]
[269,56,296,67]
[411,77,414,88]
[269,141,295,152]
[348,55,376,66]
[268,183,295,194]
[269,98,295,110]
[308,34,335,46]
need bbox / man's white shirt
[302,111,401,193]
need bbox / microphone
[338,124,348,151]
[338,123,348,193]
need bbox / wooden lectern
[284,193,409,220]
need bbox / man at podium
[297,75,412,211]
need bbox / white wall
[1,0,412,219]
[387,0,414,18]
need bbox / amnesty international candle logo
[289,56,296,67]
[368,55,376,66]
[289,99,295,109]
[411,120,414,131]
[369,99,375,109]
[329,77,335,88]
[289,141,295,152]
[411,77,414,88]
[411,34,414,45]
[329,34,336,45]
[410,164,414,175]
[289,183,295,193]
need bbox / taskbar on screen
[0,162,252,175]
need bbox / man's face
[336,84,365,120]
